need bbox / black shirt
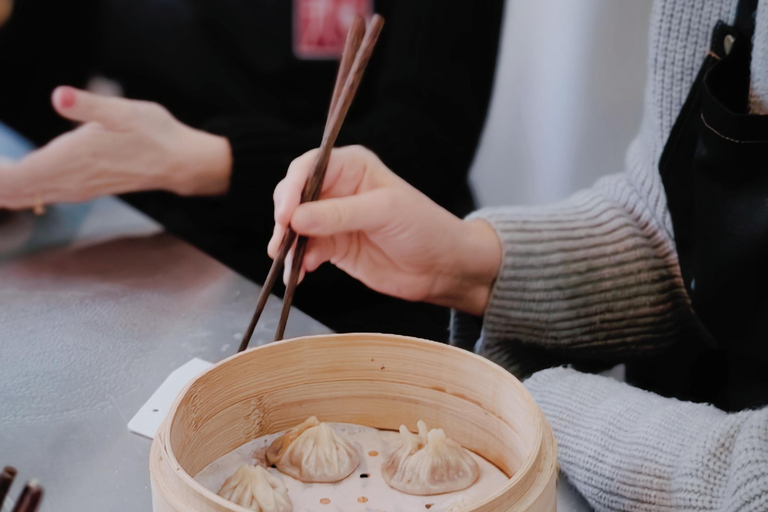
[0,0,503,340]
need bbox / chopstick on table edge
[0,467,17,509]
[238,14,384,352]
[10,480,43,512]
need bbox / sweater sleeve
[450,158,697,373]
[526,367,768,512]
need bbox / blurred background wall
[470,0,654,207]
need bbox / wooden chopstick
[22,485,43,512]
[237,18,364,353]
[11,480,42,512]
[237,14,383,352]
[0,466,17,509]
[275,15,384,341]
[326,18,366,132]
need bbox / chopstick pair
[238,14,385,352]
[0,467,43,512]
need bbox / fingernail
[56,87,76,109]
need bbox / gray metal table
[0,198,333,511]
[0,198,590,511]
[0,120,589,510]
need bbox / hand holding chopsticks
[239,14,384,352]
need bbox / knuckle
[352,145,375,159]
[273,181,284,201]
[286,150,317,181]
[339,144,368,161]
[287,154,310,177]
[138,101,168,120]
[301,148,319,164]
[286,158,301,176]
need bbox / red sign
[293,0,373,59]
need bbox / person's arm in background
[203,0,503,218]
[0,0,501,219]
[0,86,231,209]
[0,0,234,210]
[526,367,768,512]
[0,0,99,145]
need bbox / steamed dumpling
[218,464,293,512]
[382,420,479,495]
[266,416,360,483]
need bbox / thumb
[51,86,134,128]
[291,189,393,236]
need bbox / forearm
[526,367,768,512]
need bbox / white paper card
[128,358,213,439]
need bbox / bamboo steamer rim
[153,333,557,512]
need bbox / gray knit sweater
[450,1,768,510]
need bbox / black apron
[630,0,768,411]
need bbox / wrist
[166,127,232,196]
[433,219,502,316]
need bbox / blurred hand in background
[0,0,504,341]
[0,86,232,210]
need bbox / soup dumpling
[382,420,479,495]
[218,464,293,512]
[266,416,360,483]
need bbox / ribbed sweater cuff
[448,309,482,351]
[465,186,690,357]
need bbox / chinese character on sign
[294,0,373,59]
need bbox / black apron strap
[652,0,768,411]
[735,0,758,39]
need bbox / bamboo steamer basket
[150,333,558,511]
